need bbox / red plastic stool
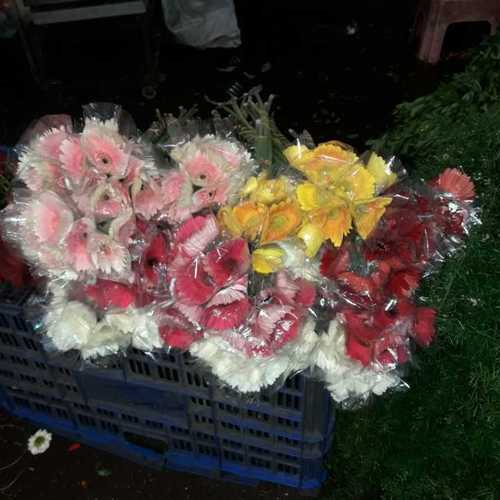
[416,0,500,64]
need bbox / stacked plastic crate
[0,283,334,492]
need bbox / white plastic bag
[162,0,241,49]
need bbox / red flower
[142,233,171,285]
[320,245,351,279]
[203,238,250,286]
[174,265,216,305]
[432,168,475,201]
[201,296,252,330]
[160,326,196,350]
[345,334,373,366]
[387,269,422,298]
[414,307,436,346]
[85,279,137,309]
[0,238,30,288]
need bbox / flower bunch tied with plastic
[0,96,481,407]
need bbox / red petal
[295,279,316,307]
[387,269,421,298]
[337,272,378,302]
[160,326,196,350]
[320,245,351,279]
[201,297,252,330]
[174,269,216,305]
[204,238,250,286]
[85,280,137,309]
[345,333,373,366]
[434,168,475,201]
[67,443,81,452]
[414,307,436,346]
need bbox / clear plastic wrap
[0,99,480,408]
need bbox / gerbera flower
[65,218,95,272]
[29,192,74,245]
[173,215,219,258]
[204,238,250,286]
[131,176,164,220]
[28,429,52,455]
[433,168,475,201]
[59,137,86,186]
[88,233,130,276]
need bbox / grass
[327,36,500,499]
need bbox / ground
[0,1,496,499]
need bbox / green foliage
[327,37,500,500]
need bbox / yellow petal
[252,246,285,274]
[260,201,302,245]
[365,152,398,194]
[323,206,352,247]
[296,183,322,211]
[241,176,259,197]
[298,223,325,257]
[232,202,268,240]
[217,206,242,237]
[252,176,289,205]
[353,197,392,239]
[283,144,311,166]
[339,165,376,201]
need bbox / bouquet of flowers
[0,97,479,406]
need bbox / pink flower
[131,177,164,220]
[34,127,69,160]
[81,132,129,179]
[65,218,95,272]
[59,137,86,186]
[433,168,475,201]
[88,233,130,276]
[109,211,136,247]
[173,215,219,258]
[204,238,250,286]
[183,152,224,186]
[30,192,74,245]
[191,181,230,212]
[90,181,130,219]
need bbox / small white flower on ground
[28,429,52,455]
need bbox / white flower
[81,322,131,360]
[189,318,318,393]
[313,319,401,404]
[28,429,52,455]
[46,300,97,351]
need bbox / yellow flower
[330,163,376,201]
[323,205,352,247]
[260,200,302,245]
[296,183,323,211]
[297,223,324,257]
[284,141,359,186]
[353,197,392,240]
[252,246,285,274]
[242,173,289,205]
[365,152,398,194]
[219,202,268,240]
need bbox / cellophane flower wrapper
[0,95,481,408]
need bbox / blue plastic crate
[0,287,334,492]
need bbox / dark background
[0,1,493,498]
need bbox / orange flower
[219,202,268,240]
[353,197,392,239]
[260,201,302,244]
